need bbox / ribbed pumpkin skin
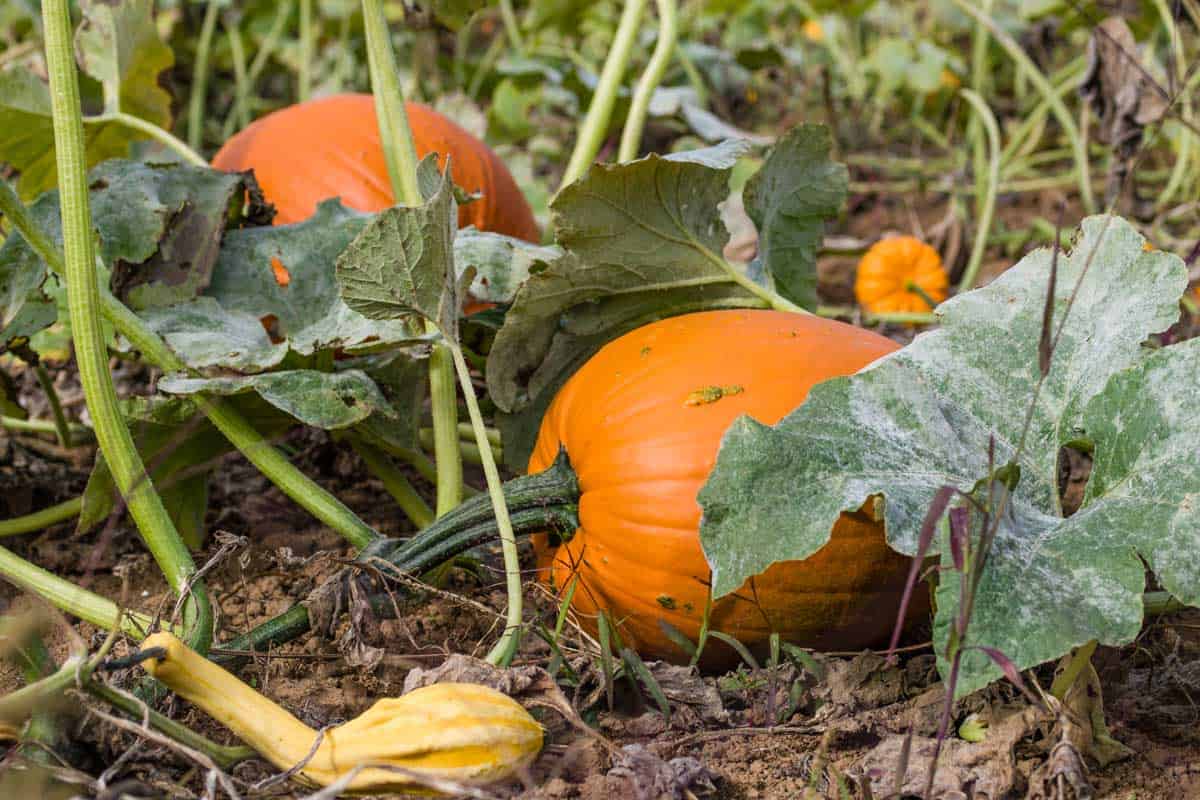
[212,93,539,242]
[854,236,948,314]
[528,309,923,665]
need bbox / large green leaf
[484,142,758,455]
[0,189,60,349]
[484,140,764,467]
[453,228,561,304]
[699,216,1191,695]
[139,297,288,372]
[2,161,244,350]
[0,1,176,198]
[204,201,414,357]
[158,369,397,430]
[743,125,847,310]
[75,0,174,125]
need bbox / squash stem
[33,365,73,447]
[617,0,678,162]
[957,89,1000,293]
[0,180,380,553]
[212,452,581,667]
[560,0,649,189]
[188,0,221,153]
[0,496,83,538]
[42,0,212,651]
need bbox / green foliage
[0,0,177,197]
[700,216,1195,695]
[743,125,846,309]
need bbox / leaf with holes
[158,369,397,431]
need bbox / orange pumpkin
[527,309,924,664]
[212,93,540,243]
[854,236,949,314]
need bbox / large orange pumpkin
[527,309,923,664]
[212,93,539,243]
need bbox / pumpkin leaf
[204,200,416,357]
[0,184,60,351]
[2,161,246,350]
[0,0,176,198]
[453,228,561,305]
[699,215,1192,695]
[75,0,174,125]
[158,369,397,431]
[138,297,288,373]
[486,140,764,467]
[743,124,847,310]
[335,160,461,339]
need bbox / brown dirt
[2,422,1200,800]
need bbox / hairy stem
[957,89,1000,292]
[188,0,221,153]
[361,0,464,515]
[560,0,649,188]
[617,0,678,162]
[43,0,212,650]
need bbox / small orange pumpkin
[854,236,949,314]
[212,94,539,243]
[527,309,924,665]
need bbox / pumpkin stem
[903,279,941,311]
[213,449,583,667]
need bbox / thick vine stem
[617,0,678,162]
[0,181,380,551]
[560,0,649,188]
[42,0,212,651]
[0,546,157,637]
[212,501,580,669]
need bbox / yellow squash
[140,632,542,794]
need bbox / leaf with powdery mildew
[700,215,1193,695]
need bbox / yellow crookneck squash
[140,632,542,795]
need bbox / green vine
[41,0,212,650]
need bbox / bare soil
[3,410,1199,800]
